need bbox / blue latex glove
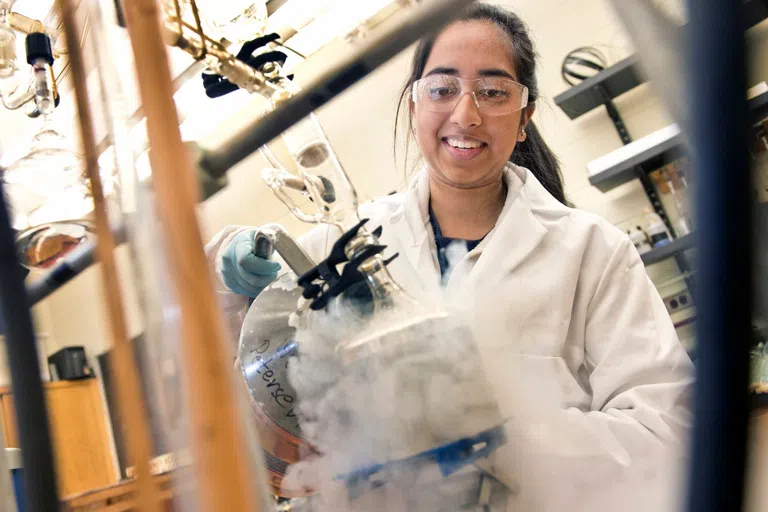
[221,229,281,297]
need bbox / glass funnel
[262,78,362,234]
[1,112,103,269]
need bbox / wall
[0,245,143,384]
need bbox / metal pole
[0,182,59,511]
[199,0,476,178]
[685,0,752,509]
[25,225,126,306]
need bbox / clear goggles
[412,74,529,116]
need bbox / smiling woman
[207,3,694,511]
[394,3,564,210]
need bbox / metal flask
[238,270,310,497]
[236,226,317,497]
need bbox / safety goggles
[412,74,529,116]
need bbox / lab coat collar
[464,164,550,288]
[393,163,556,288]
[398,169,440,288]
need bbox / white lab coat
[206,163,694,511]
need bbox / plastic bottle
[663,164,693,235]
[629,228,652,254]
[645,212,672,248]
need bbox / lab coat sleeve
[583,237,693,448]
[491,237,694,510]
[572,236,693,505]
[204,225,252,356]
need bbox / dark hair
[394,3,566,204]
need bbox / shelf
[553,56,644,120]
[587,124,687,192]
[641,233,695,266]
[750,90,768,124]
[752,392,768,411]
[586,90,766,193]
[745,0,768,29]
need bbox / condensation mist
[279,241,517,510]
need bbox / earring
[519,128,527,142]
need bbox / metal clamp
[252,224,315,277]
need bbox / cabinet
[0,378,118,498]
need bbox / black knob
[26,32,54,66]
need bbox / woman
[206,4,693,510]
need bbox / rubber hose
[26,225,126,307]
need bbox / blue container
[11,468,24,511]
[6,448,23,512]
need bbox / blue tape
[338,424,506,488]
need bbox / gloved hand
[221,229,281,297]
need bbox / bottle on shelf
[645,211,672,248]
[650,159,694,237]
[663,162,693,235]
[629,227,652,255]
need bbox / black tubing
[0,182,60,510]
[684,0,752,511]
[199,0,475,178]
[26,224,126,306]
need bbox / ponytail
[511,121,566,204]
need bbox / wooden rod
[119,0,265,509]
[56,0,160,510]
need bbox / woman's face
[412,21,531,189]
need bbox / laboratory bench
[61,471,180,511]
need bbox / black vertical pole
[685,0,752,510]
[0,182,60,509]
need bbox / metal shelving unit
[585,89,768,194]
[553,53,680,235]
[554,49,695,289]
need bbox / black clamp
[297,219,398,311]
[25,33,60,108]
[202,33,294,98]
[26,33,54,66]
